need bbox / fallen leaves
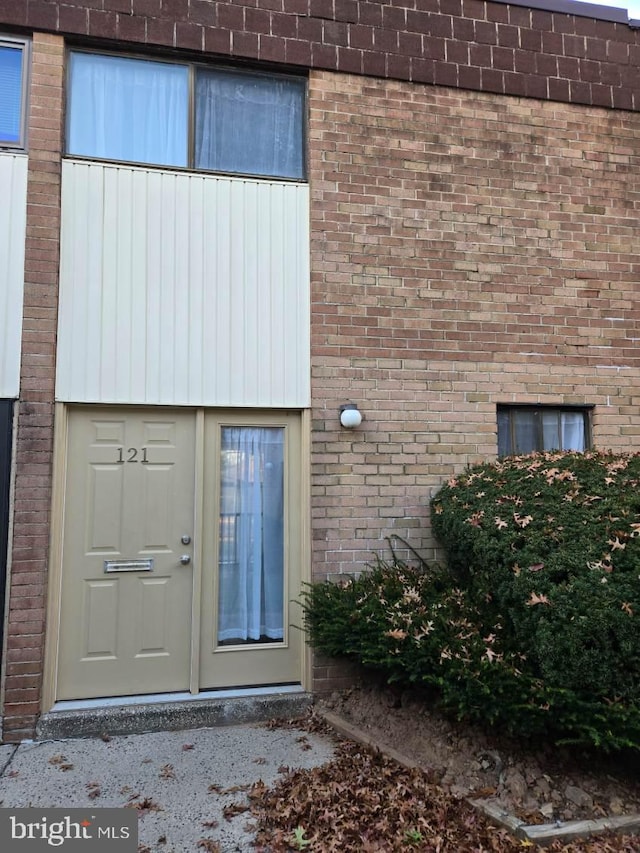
[384,628,408,641]
[250,739,516,852]
[86,781,101,799]
[222,801,249,821]
[248,721,640,853]
[196,840,221,852]
[526,592,551,607]
[158,764,176,780]
[208,783,251,795]
[125,795,162,816]
[48,754,74,771]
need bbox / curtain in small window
[497,409,511,456]
[560,412,585,451]
[67,53,189,167]
[541,411,585,451]
[513,410,538,454]
[195,69,305,179]
[217,427,285,643]
[0,46,23,144]
[542,412,561,451]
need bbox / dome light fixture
[339,403,362,429]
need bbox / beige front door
[57,408,196,700]
[56,407,304,701]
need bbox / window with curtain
[217,427,285,645]
[195,69,305,179]
[66,51,306,180]
[0,39,28,148]
[67,53,189,167]
[497,406,590,457]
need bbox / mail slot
[104,558,154,573]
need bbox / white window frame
[0,35,30,151]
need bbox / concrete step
[36,689,313,740]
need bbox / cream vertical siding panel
[0,153,28,397]
[56,161,310,407]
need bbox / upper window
[497,406,591,457]
[0,37,29,149]
[67,52,306,180]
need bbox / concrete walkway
[0,722,337,852]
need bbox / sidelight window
[217,426,285,645]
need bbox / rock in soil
[319,683,640,826]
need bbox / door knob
[179,554,191,565]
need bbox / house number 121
[116,447,149,464]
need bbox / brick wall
[3,34,65,742]
[2,10,640,721]
[1,0,639,110]
[308,71,640,692]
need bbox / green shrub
[304,552,542,730]
[431,450,640,705]
[303,450,640,752]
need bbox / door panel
[83,580,118,658]
[199,412,303,689]
[57,408,196,700]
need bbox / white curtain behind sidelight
[67,53,188,167]
[195,69,305,179]
[217,427,285,643]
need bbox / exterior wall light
[339,403,362,429]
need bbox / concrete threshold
[36,687,313,740]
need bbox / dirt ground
[318,683,640,827]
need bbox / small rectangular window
[497,406,591,457]
[0,38,28,149]
[67,51,306,180]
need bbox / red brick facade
[307,70,640,690]
[4,33,65,741]
[1,0,639,109]
[2,0,640,733]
